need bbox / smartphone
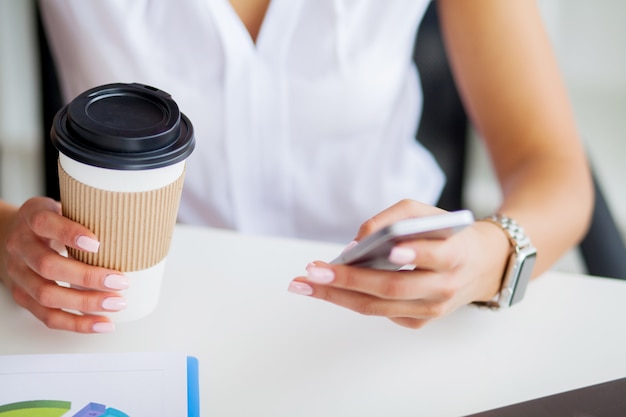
[330,210,474,270]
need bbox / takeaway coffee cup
[51,83,195,321]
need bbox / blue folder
[187,356,200,417]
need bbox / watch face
[509,248,537,306]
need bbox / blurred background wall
[1,0,625,238]
[0,0,43,206]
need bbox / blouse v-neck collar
[208,0,304,61]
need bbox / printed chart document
[0,352,199,417]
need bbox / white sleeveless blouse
[40,0,444,243]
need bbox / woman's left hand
[288,199,510,329]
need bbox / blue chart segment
[0,401,129,417]
[73,402,129,417]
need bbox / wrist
[472,220,510,302]
[0,202,20,284]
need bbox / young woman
[0,0,592,332]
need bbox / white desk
[1,225,626,416]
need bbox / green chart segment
[0,400,71,417]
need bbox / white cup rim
[59,153,185,192]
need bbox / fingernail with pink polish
[306,266,335,284]
[288,281,314,296]
[104,274,129,290]
[102,297,127,311]
[76,235,100,253]
[93,322,115,333]
[388,247,416,265]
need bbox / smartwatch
[474,214,537,309]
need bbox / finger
[304,262,454,301]
[388,317,430,329]
[20,197,100,252]
[389,237,465,272]
[292,279,448,321]
[11,285,117,333]
[15,233,127,291]
[355,200,446,240]
[11,264,126,313]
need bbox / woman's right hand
[0,197,128,333]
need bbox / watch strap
[474,214,537,309]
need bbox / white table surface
[1,225,626,417]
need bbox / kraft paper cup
[51,83,195,321]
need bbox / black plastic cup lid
[51,83,195,170]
